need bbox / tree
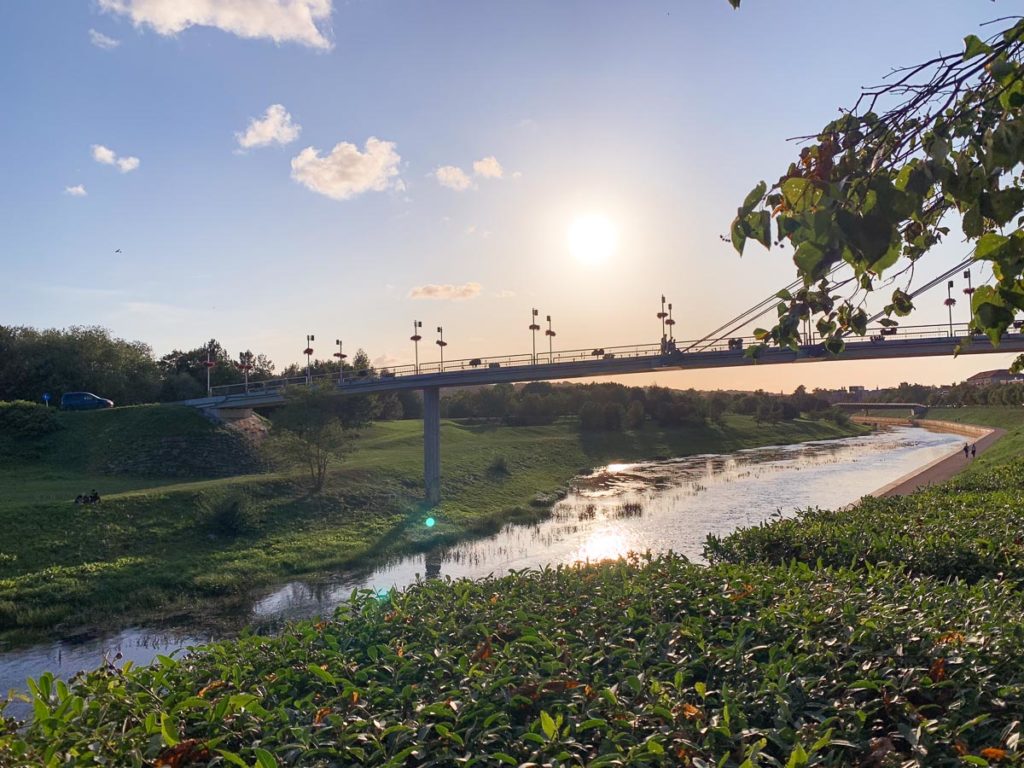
[266,384,354,491]
[625,400,646,429]
[728,8,1024,367]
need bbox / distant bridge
[834,402,929,416]
[184,323,1024,504]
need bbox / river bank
[0,414,864,647]
[852,415,1004,496]
[5,409,1024,764]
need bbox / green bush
[0,400,62,439]
[487,454,511,475]
[202,493,261,537]
[4,556,1023,766]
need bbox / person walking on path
[964,443,970,459]
[971,443,977,459]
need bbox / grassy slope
[923,405,1024,468]
[0,411,861,643]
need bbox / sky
[1,0,1018,393]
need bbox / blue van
[60,392,114,411]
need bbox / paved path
[869,424,1005,498]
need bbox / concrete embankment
[851,416,1004,497]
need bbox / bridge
[185,321,1024,505]
[834,402,929,417]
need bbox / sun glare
[567,214,618,266]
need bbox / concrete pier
[423,386,441,505]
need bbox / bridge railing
[207,321,1012,398]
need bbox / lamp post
[545,314,556,363]
[963,269,975,327]
[334,339,346,385]
[657,295,668,350]
[202,344,215,397]
[304,334,315,384]
[411,320,423,373]
[237,350,253,393]
[436,326,447,371]
[666,302,676,342]
[529,308,540,365]
[944,281,956,338]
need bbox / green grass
[0,411,862,644]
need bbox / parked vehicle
[60,392,114,411]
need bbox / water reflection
[1,426,964,710]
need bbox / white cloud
[290,137,401,200]
[97,0,333,49]
[473,155,504,179]
[89,29,121,49]
[236,104,301,149]
[494,289,516,299]
[92,144,140,173]
[92,144,117,165]
[408,282,482,301]
[434,165,473,191]
[512,171,523,180]
[64,184,87,197]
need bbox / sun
[567,213,618,266]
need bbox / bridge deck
[183,327,1024,411]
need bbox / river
[1,425,963,709]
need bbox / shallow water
[1,426,963,710]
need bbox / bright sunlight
[567,213,618,266]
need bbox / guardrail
[207,322,1009,398]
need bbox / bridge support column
[423,386,441,506]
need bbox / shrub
[487,454,511,475]
[202,493,261,537]
[0,400,62,439]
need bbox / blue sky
[0,0,1015,391]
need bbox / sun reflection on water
[574,529,630,563]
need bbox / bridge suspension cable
[686,247,978,353]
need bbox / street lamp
[666,303,676,342]
[334,339,347,385]
[529,308,540,365]
[436,326,447,371]
[236,350,253,393]
[411,320,423,373]
[657,295,668,350]
[202,344,216,397]
[963,269,975,326]
[545,314,556,363]
[303,334,315,384]
[944,281,957,337]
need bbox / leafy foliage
[266,385,356,491]
[729,17,1024,365]
[0,401,62,439]
[3,555,1023,766]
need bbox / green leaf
[746,210,772,249]
[217,751,248,768]
[254,747,279,768]
[740,181,767,216]
[540,710,557,740]
[160,712,178,747]
[793,242,825,277]
[963,34,991,60]
[306,664,337,685]
[781,177,823,212]
[490,754,517,766]
[731,216,747,255]
[785,742,809,768]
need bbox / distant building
[965,369,1024,387]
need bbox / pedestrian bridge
[183,323,1024,505]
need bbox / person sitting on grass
[74,494,84,504]
[89,489,101,504]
